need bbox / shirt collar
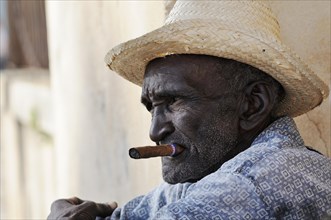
[251,116,305,149]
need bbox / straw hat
[105,0,329,117]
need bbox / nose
[149,109,175,143]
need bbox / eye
[167,97,181,110]
[169,97,177,105]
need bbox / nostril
[149,121,175,143]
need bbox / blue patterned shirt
[102,117,331,219]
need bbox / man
[48,0,331,219]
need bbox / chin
[163,173,179,184]
[163,161,225,184]
[163,172,185,184]
[162,171,203,184]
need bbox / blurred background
[0,1,330,219]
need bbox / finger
[108,201,118,210]
[67,196,84,205]
[50,199,73,212]
[83,202,117,218]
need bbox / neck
[239,115,275,151]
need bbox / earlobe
[239,81,275,131]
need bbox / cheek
[193,108,240,153]
[171,108,205,138]
[161,110,239,183]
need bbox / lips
[163,143,187,159]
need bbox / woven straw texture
[105,0,329,117]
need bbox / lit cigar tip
[129,148,141,159]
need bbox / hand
[47,197,118,220]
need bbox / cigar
[129,144,184,159]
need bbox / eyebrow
[141,89,175,104]
[140,80,198,105]
[143,89,183,100]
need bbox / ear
[239,81,276,131]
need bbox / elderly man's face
[141,55,240,183]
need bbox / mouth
[162,143,187,160]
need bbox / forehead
[143,55,230,94]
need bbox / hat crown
[166,0,281,41]
[106,0,329,117]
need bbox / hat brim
[105,19,329,117]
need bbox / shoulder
[216,143,331,218]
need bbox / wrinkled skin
[141,55,247,183]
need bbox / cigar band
[170,144,176,156]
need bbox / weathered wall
[0,69,54,219]
[270,1,330,156]
[46,1,165,207]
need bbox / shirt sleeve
[96,195,145,220]
[154,172,271,220]
[100,172,271,220]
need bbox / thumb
[108,201,118,210]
